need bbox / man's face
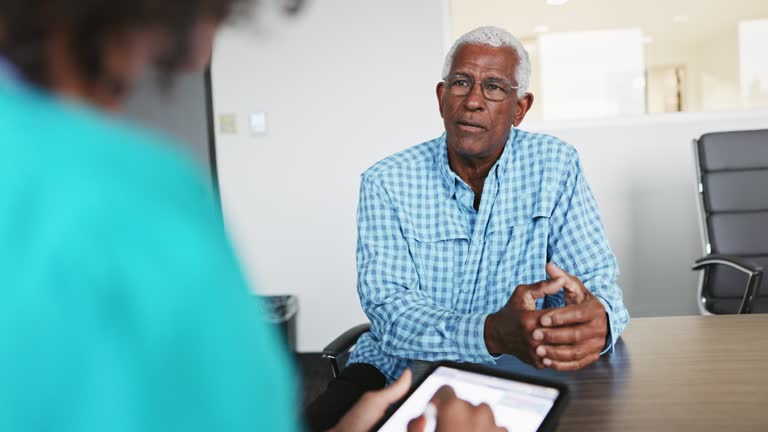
[437,44,533,159]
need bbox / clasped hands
[484,263,608,371]
[330,263,608,432]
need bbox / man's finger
[562,280,587,305]
[545,262,569,280]
[544,352,600,371]
[525,277,566,301]
[535,338,604,362]
[532,322,602,345]
[539,303,597,327]
[546,262,587,305]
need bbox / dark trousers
[304,363,386,432]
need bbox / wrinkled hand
[329,369,412,432]
[484,277,566,367]
[407,385,507,432]
[530,263,608,371]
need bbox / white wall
[526,110,768,318]
[211,0,447,351]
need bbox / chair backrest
[695,129,768,299]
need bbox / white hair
[442,26,531,98]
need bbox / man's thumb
[546,262,568,280]
[527,277,566,301]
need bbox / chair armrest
[322,323,370,378]
[322,323,371,358]
[692,254,763,314]
[692,254,763,275]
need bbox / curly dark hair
[0,0,251,91]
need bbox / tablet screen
[377,366,561,432]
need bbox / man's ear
[512,92,534,127]
[436,81,446,119]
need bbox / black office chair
[692,130,768,314]
[322,323,371,378]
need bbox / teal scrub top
[0,82,300,431]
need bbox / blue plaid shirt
[348,128,629,381]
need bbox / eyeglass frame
[442,73,521,101]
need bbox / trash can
[258,294,298,351]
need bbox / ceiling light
[673,15,689,23]
[545,0,569,5]
[534,25,550,33]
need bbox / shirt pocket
[402,224,469,308]
[483,200,550,302]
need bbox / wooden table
[490,315,768,431]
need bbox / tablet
[375,362,569,432]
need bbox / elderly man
[306,25,629,430]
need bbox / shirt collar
[437,128,519,198]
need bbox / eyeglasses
[443,74,519,101]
